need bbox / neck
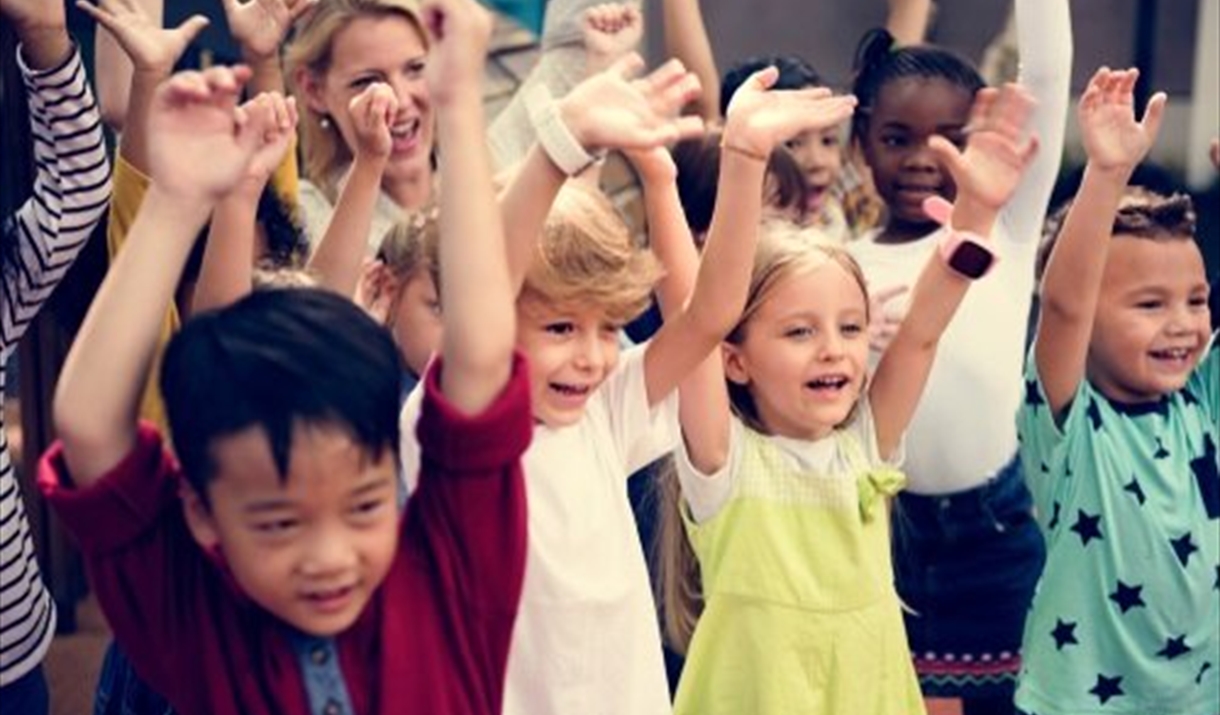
[382,169,433,210]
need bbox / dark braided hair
[850,28,985,143]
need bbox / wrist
[945,197,997,235]
[18,26,72,71]
[719,122,770,164]
[529,85,604,176]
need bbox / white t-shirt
[846,0,1072,495]
[676,400,898,523]
[298,177,406,256]
[400,345,678,715]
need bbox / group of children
[0,0,1216,714]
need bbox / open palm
[1078,67,1165,172]
[725,67,856,157]
[222,0,314,60]
[78,0,207,73]
[562,55,704,151]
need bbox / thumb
[927,134,966,182]
[173,15,211,46]
[749,66,779,92]
[1140,91,1168,143]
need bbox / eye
[880,135,907,149]
[1135,300,1163,310]
[350,498,388,521]
[784,326,813,339]
[349,75,379,90]
[841,322,865,336]
[784,137,805,151]
[253,518,299,535]
[600,322,622,336]
[545,321,576,336]
[405,59,427,78]
[820,134,841,148]
[1188,295,1208,308]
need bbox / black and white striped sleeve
[0,43,111,357]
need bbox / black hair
[257,187,310,268]
[850,28,985,142]
[720,54,824,117]
[161,287,403,501]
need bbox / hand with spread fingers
[222,0,318,62]
[722,66,857,162]
[1077,67,1165,175]
[77,0,209,75]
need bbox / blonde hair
[285,0,428,198]
[654,227,871,653]
[377,210,440,290]
[519,184,661,325]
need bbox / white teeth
[389,118,419,139]
[807,376,848,389]
[552,383,589,396]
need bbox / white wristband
[526,85,602,176]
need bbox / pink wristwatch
[925,196,998,280]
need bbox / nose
[573,332,609,373]
[298,524,358,579]
[818,331,846,361]
[1164,303,1197,336]
[901,138,941,172]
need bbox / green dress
[674,423,925,715]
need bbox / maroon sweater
[40,356,531,715]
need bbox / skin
[724,259,871,441]
[390,271,442,379]
[1086,235,1210,404]
[784,126,844,215]
[514,296,622,428]
[861,76,975,243]
[182,424,400,637]
[300,14,434,209]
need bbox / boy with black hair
[1018,67,1217,715]
[38,0,534,713]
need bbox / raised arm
[1000,0,1072,243]
[306,83,395,295]
[53,66,282,485]
[1,0,110,351]
[661,0,719,121]
[885,0,933,47]
[193,92,299,314]
[498,55,704,293]
[222,0,317,95]
[1034,68,1165,416]
[870,83,1039,458]
[655,71,858,472]
[421,0,512,413]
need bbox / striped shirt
[0,42,110,686]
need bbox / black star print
[1050,619,1078,650]
[1109,580,1146,613]
[1153,436,1170,460]
[1182,386,1200,407]
[1157,635,1191,660]
[1191,435,1219,519]
[1025,380,1045,409]
[1047,501,1062,530]
[1089,673,1124,705]
[1040,461,1049,474]
[1123,477,1146,506]
[1171,533,1199,568]
[1086,398,1103,431]
[1070,510,1103,547]
[1197,661,1213,685]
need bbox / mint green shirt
[1015,338,1219,715]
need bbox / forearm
[661,0,719,121]
[120,69,171,175]
[246,54,286,96]
[307,158,385,295]
[886,0,933,46]
[55,188,211,485]
[193,184,262,314]
[643,178,699,317]
[16,24,73,70]
[439,92,515,413]
[499,145,567,291]
[95,26,135,132]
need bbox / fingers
[926,134,966,178]
[1140,91,1167,141]
[172,14,211,45]
[748,66,780,92]
[606,51,646,80]
[286,0,319,23]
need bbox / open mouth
[550,382,592,398]
[1148,347,1194,367]
[805,184,829,212]
[389,117,422,153]
[805,374,851,394]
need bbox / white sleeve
[852,395,905,468]
[296,179,334,250]
[398,381,425,495]
[674,418,743,523]
[597,344,681,475]
[997,0,1072,246]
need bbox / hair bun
[853,28,897,76]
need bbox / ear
[180,482,222,551]
[294,66,330,115]
[722,343,751,386]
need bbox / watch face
[948,241,995,279]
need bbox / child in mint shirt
[1017,67,1218,715]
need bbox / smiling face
[861,76,975,233]
[515,296,622,428]
[301,13,433,189]
[784,126,845,216]
[183,424,400,637]
[1087,235,1211,403]
[725,257,871,440]
[389,270,442,378]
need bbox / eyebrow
[243,498,296,515]
[348,476,394,499]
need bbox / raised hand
[222,0,317,62]
[240,91,298,184]
[559,55,705,152]
[584,3,644,75]
[347,83,397,161]
[78,0,209,75]
[1077,67,1165,174]
[927,82,1039,214]
[146,66,267,201]
[722,66,857,160]
[421,0,494,106]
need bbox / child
[0,2,110,711]
[40,1,533,714]
[846,0,1071,709]
[1016,67,1218,715]
[664,77,1039,715]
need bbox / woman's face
[304,14,434,187]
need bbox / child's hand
[238,91,298,188]
[147,66,268,202]
[1077,67,1165,175]
[722,66,857,161]
[559,55,705,153]
[354,259,394,324]
[222,0,317,63]
[421,0,494,107]
[625,146,678,185]
[927,82,1038,216]
[584,3,644,75]
[78,0,209,75]
[347,83,397,162]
